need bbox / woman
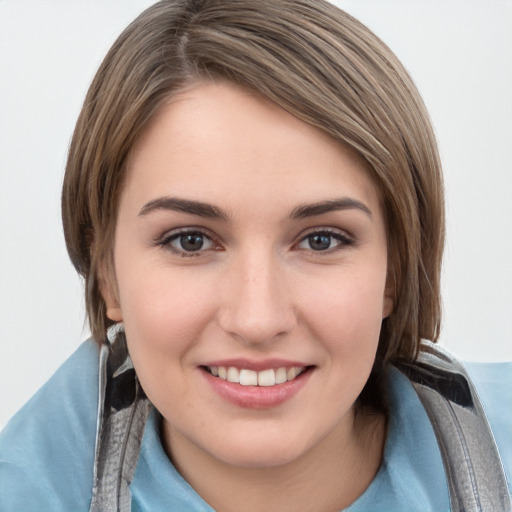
[0,1,510,511]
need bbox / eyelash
[156,228,222,257]
[295,229,354,253]
[155,227,354,257]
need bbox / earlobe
[382,295,393,319]
[382,270,395,319]
[106,306,123,323]
[99,266,123,323]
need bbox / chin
[204,428,313,469]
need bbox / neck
[163,409,386,512]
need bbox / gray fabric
[395,343,511,512]
[89,330,151,512]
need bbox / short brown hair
[62,0,444,371]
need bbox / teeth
[287,367,300,380]
[275,367,287,384]
[227,367,239,383]
[239,369,258,386]
[258,369,275,386]
[207,365,305,386]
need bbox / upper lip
[200,358,311,372]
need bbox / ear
[382,269,395,319]
[382,292,394,319]
[98,264,123,323]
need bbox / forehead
[123,80,381,218]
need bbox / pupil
[309,234,331,251]
[181,233,204,251]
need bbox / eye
[159,229,219,256]
[297,230,353,252]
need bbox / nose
[217,251,297,346]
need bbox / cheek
[117,269,220,420]
[300,266,387,355]
[114,260,218,375]
[117,252,215,327]
[291,268,387,431]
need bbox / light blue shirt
[1,341,510,511]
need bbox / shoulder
[352,359,512,511]
[464,361,512,489]
[0,340,100,512]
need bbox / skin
[103,81,393,511]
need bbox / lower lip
[201,368,313,409]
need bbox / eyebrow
[138,196,229,221]
[138,196,371,221]
[290,198,372,219]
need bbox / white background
[1,0,511,429]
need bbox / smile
[201,363,314,409]
[205,366,306,387]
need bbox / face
[104,81,392,470]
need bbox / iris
[180,233,204,251]
[308,233,332,251]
